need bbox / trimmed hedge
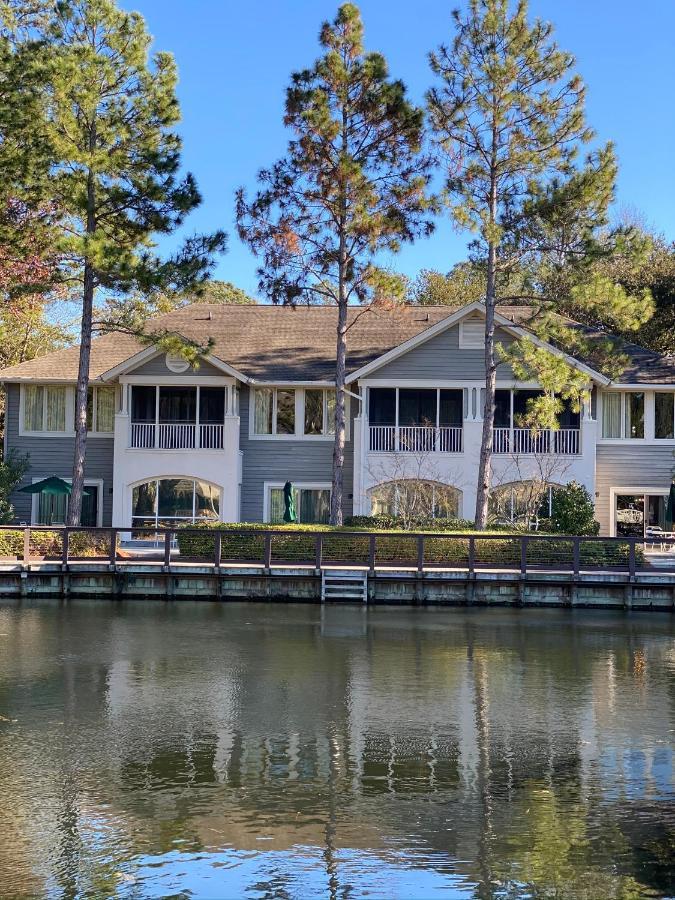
[0,530,110,560]
[174,523,644,569]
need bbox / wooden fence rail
[0,525,671,576]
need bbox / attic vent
[459,318,485,350]
[165,352,190,374]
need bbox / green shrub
[343,514,476,532]
[549,482,600,535]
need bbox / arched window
[369,480,461,520]
[489,481,559,527]
[131,478,220,528]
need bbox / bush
[343,514,476,532]
[549,482,600,535]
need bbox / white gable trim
[99,347,249,383]
[345,301,610,386]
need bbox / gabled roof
[345,300,610,385]
[0,300,672,385]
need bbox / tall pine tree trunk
[68,159,95,526]
[474,162,498,529]
[330,260,348,526]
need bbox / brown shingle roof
[0,301,672,384]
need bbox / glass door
[615,495,645,537]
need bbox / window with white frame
[83,386,116,433]
[655,392,675,439]
[252,388,343,438]
[253,388,295,435]
[369,480,460,519]
[266,483,331,524]
[601,391,644,439]
[304,388,336,435]
[23,384,67,433]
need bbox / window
[131,478,220,528]
[83,386,115,433]
[489,482,555,526]
[655,393,675,439]
[253,388,296,435]
[369,481,460,520]
[304,389,336,435]
[602,392,644,439]
[625,392,644,439]
[23,384,67,432]
[602,392,621,438]
[33,482,100,526]
[268,485,330,524]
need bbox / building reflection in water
[0,602,673,898]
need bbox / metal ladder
[321,569,368,603]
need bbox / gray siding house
[1,300,674,536]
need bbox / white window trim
[608,486,670,537]
[19,383,72,437]
[30,477,104,527]
[128,475,224,528]
[19,384,116,438]
[262,481,332,523]
[598,390,648,443]
[249,387,349,441]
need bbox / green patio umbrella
[283,481,297,523]
[19,476,75,496]
[18,477,89,525]
[666,483,675,530]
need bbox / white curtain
[254,389,273,434]
[23,385,43,431]
[45,386,66,431]
[96,387,115,432]
[602,392,621,438]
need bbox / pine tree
[237,3,434,525]
[38,0,226,524]
[427,0,646,529]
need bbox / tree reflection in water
[0,602,672,898]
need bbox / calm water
[0,602,673,899]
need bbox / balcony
[369,425,463,453]
[130,422,225,450]
[493,427,580,455]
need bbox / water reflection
[0,603,673,898]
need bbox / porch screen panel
[199,388,225,423]
[369,389,395,425]
[158,478,194,519]
[494,390,511,427]
[602,392,621,438]
[24,385,44,431]
[131,386,156,422]
[399,389,436,426]
[159,387,196,423]
[439,390,463,425]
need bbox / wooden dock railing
[0,525,671,577]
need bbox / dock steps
[321,569,368,603]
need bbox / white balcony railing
[369,425,463,453]
[129,422,224,450]
[493,427,580,455]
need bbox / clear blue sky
[122,0,675,300]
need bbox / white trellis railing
[369,425,463,453]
